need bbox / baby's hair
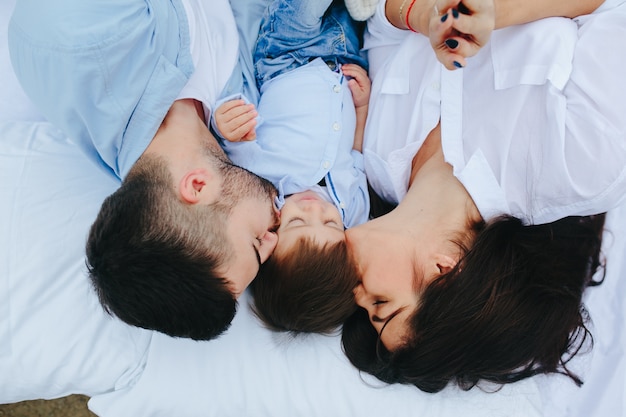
[251,236,359,334]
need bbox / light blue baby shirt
[222,59,370,228]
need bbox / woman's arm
[388,0,604,34]
[493,0,604,29]
[386,0,604,69]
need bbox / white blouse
[362,1,626,225]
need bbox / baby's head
[251,190,359,334]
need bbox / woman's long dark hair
[342,213,606,393]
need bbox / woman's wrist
[387,0,435,34]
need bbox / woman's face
[346,218,422,350]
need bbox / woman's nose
[353,283,366,307]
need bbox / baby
[213,0,371,334]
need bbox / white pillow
[1,0,152,403]
[89,291,543,417]
[0,121,152,402]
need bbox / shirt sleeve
[343,149,371,228]
[558,4,626,217]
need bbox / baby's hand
[214,99,258,142]
[342,64,371,109]
[429,0,495,70]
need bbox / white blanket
[1,0,623,415]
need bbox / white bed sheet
[1,0,624,415]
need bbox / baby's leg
[266,0,335,32]
[255,0,365,86]
[254,0,335,86]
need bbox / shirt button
[332,122,340,131]
[339,202,346,209]
[431,82,441,91]
[333,85,341,93]
[323,161,330,169]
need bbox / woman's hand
[428,0,495,70]
[214,99,258,142]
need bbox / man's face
[216,160,280,296]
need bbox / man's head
[86,147,279,340]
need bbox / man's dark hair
[251,237,359,334]
[86,155,236,340]
[343,214,606,393]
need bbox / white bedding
[1,0,624,416]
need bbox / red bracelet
[405,0,418,33]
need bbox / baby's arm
[213,99,258,142]
[342,64,371,153]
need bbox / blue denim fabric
[254,0,367,88]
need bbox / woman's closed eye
[373,300,387,306]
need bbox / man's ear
[178,168,220,204]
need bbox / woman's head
[346,205,480,350]
[343,214,606,392]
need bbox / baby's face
[276,191,345,251]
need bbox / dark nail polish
[445,39,459,49]
[452,8,459,19]
[453,61,463,68]
[440,13,448,22]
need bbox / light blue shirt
[222,59,369,228]
[8,0,194,179]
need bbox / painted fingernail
[441,13,448,22]
[452,8,459,19]
[453,61,463,68]
[445,39,459,49]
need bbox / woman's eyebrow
[372,307,403,323]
